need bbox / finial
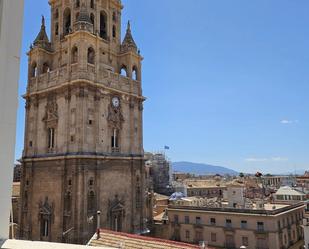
[127,21,131,31]
[41,15,45,27]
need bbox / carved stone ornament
[38,197,54,222]
[107,104,124,129]
[43,97,58,125]
[108,195,125,217]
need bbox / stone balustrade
[27,64,141,95]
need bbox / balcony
[193,223,203,229]
[27,64,141,96]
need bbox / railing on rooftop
[168,202,305,215]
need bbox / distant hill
[172,161,238,176]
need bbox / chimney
[96,211,101,239]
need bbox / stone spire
[33,15,51,51]
[121,21,138,53]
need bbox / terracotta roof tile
[89,229,203,249]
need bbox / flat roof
[168,202,305,216]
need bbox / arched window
[112,25,116,38]
[100,11,107,39]
[87,191,95,212]
[64,192,72,212]
[42,63,50,74]
[55,23,59,35]
[90,0,94,9]
[30,62,38,77]
[120,65,128,77]
[132,66,138,81]
[87,47,95,64]
[75,0,80,8]
[24,191,28,208]
[90,13,95,25]
[63,8,71,35]
[71,46,78,63]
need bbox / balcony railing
[27,64,141,95]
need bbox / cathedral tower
[19,0,145,244]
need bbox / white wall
[0,0,24,244]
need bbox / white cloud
[280,119,299,124]
[271,157,288,162]
[245,157,288,162]
[245,158,268,162]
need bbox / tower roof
[121,21,138,53]
[73,3,93,33]
[33,16,51,51]
[76,4,92,23]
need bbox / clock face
[112,97,120,108]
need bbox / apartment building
[167,202,305,249]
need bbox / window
[112,12,117,22]
[55,23,59,35]
[30,62,38,77]
[174,215,179,224]
[185,230,190,239]
[87,191,95,212]
[241,220,247,229]
[54,8,59,19]
[87,47,95,64]
[90,0,94,9]
[195,231,203,241]
[90,13,95,25]
[42,62,50,73]
[278,220,281,229]
[196,217,201,225]
[132,66,138,81]
[89,179,94,186]
[211,233,216,242]
[75,0,80,8]
[120,65,128,77]
[257,222,264,231]
[111,129,119,148]
[24,191,28,208]
[257,238,267,249]
[41,218,49,237]
[71,46,78,63]
[29,141,33,147]
[242,236,249,246]
[210,218,216,225]
[88,120,93,125]
[226,219,232,228]
[63,8,71,35]
[185,216,190,224]
[100,11,107,39]
[48,128,55,149]
[64,192,71,212]
[112,25,116,38]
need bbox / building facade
[145,153,171,195]
[167,203,305,249]
[19,0,146,244]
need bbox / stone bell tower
[19,0,145,244]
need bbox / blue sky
[16,0,309,174]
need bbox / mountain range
[172,161,238,176]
